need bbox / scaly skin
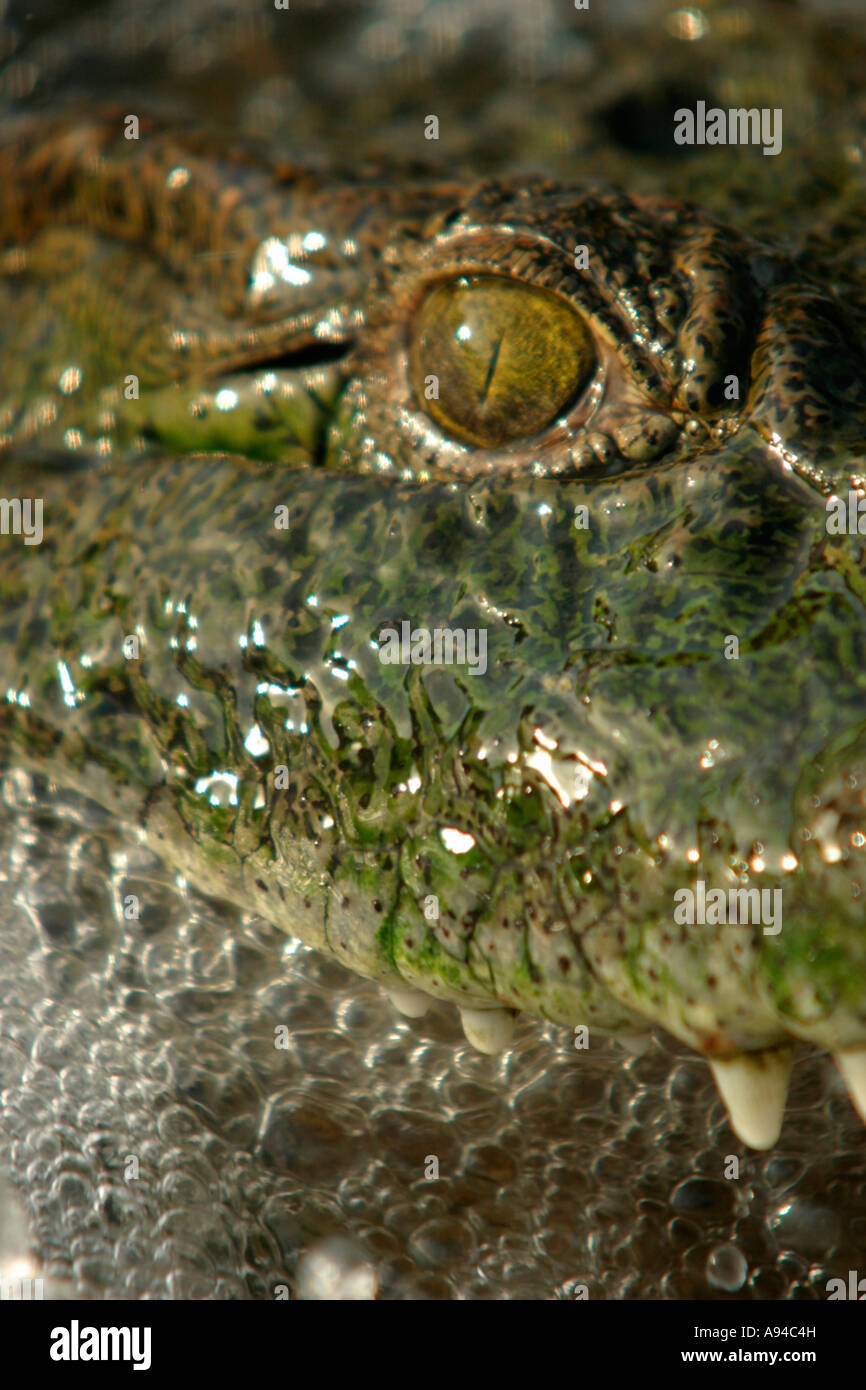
[1,108,866,1145]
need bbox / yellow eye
[408,276,596,448]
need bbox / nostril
[600,83,711,158]
[232,340,353,373]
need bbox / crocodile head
[2,112,866,1153]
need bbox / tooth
[708,1048,792,1150]
[833,1046,866,1123]
[385,987,431,1019]
[459,1006,515,1055]
[616,1032,653,1056]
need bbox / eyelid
[340,207,682,480]
[396,219,674,406]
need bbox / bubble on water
[770,1198,840,1256]
[706,1243,748,1291]
[297,1238,377,1301]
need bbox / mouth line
[230,340,355,374]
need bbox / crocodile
[1,0,866,1301]
[2,78,866,1161]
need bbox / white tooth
[833,1047,866,1124]
[708,1048,792,1150]
[459,1006,515,1055]
[616,1032,653,1056]
[385,987,431,1018]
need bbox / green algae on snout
[1,414,865,1058]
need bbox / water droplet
[706,1243,748,1291]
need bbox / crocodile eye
[409,276,596,447]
